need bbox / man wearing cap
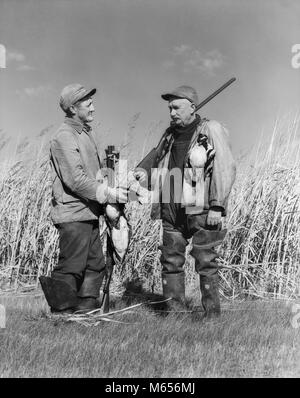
[40,83,127,313]
[149,85,236,318]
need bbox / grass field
[0,293,299,378]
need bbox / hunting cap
[59,83,96,112]
[161,85,199,105]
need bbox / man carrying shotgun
[141,83,236,318]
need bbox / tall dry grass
[0,115,300,299]
[220,114,300,299]
[0,131,58,290]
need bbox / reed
[0,114,299,300]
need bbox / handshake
[96,169,150,205]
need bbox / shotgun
[101,145,120,313]
[136,77,236,181]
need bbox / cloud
[6,50,35,71]
[16,64,36,71]
[163,45,225,75]
[16,85,53,99]
[173,44,191,56]
[7,51,25,62]
[162,60,175,69]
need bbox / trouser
[160,212,226,277]
[51,220,106,298]
[160,209,226,315]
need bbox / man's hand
[206,209,222,226]
[106,186,128,203]
[133,170,147,183]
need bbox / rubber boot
[200,274,221,318]
[162,272,186,312]
[76,270,106,312]
[39,276,78,313]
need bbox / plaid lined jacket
[150,118,236,220]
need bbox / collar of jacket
[160,114,204,160]
[64,116,91,134]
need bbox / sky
[0,0,300,159]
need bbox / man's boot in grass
[200,274,221,319]
[76,270,105,312]
[39,275,78,314]
[162,272,186,313]
[190,225,225,320]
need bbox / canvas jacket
[150,118,236,220]
[50,117,104,224]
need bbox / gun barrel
[195,77,236,112]
[105,145,116,170]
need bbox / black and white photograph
[0,0,300,381]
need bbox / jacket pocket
[52,176,64,203]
